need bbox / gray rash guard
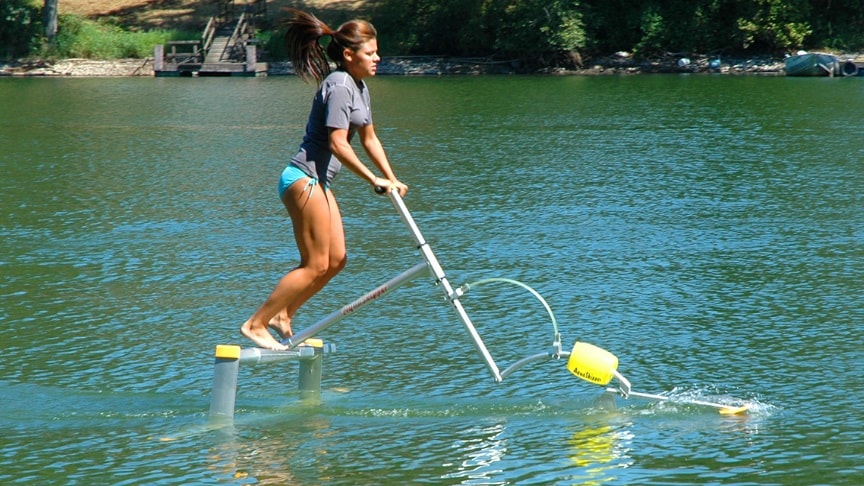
[290,70,373,186]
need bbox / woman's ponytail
[281,8,334,84]
[282,8,378,85]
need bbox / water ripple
[2,76,862,485]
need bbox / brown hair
[281,8,378,84]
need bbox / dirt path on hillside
[64,0,373,29]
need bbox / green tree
[578,0,650,55]
[807,0,864,49]
[375,0,584,67]
[0,0,42,58]
[481,0,585,66]
[374,0,489,56]
[579,0,818,56]
[735,0,811,50]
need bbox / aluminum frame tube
[285,261,430,348]
[388,192,503,382]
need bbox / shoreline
[0,54,793,77]
[7,52,864,77]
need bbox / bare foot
[240,320,288,350]
[267,310,293,340]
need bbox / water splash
[631,385,777,417]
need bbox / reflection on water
[442,421,508,482]
[568,422,634,485]
[207,415,334,485]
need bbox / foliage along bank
[370,0,864,69]
[4,0,864,66]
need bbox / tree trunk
[43,0,59,41]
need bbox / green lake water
[1,74,862,485]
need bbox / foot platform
[215,339,336,365]
[209,339,335,420]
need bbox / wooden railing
[202,17,217,57]
[153,39,203,72]
[225,12,249,61]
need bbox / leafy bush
[257,28,287,61]
[1,0,42,59]
[47,14,196,59]
[373,0,584,67]
[633,8,666,56]
[482,0,585,65]
[374,0,489,56]
[735,0,812,50]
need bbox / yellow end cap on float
[566,342,619,386]
[302,338,324,348]
[718,405,750,415]
[215,344,242,360]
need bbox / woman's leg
[240,181,345,350]
[269,188,347,338]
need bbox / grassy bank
[4,1,362,62]
[45,14,198,60]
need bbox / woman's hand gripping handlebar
[373,177,408,197]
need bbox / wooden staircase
[198,13,260,76]
[153,0,267,77]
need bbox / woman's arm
[329,125,407,195]
[357,124,394,179]
[358,124,407,195]
[329,127,377,184]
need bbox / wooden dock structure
[154,0,268,77]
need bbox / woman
[241,9,408,350]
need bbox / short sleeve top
[290,70,373,185]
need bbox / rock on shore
[0,54,791,77]
[1,58,155,76]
